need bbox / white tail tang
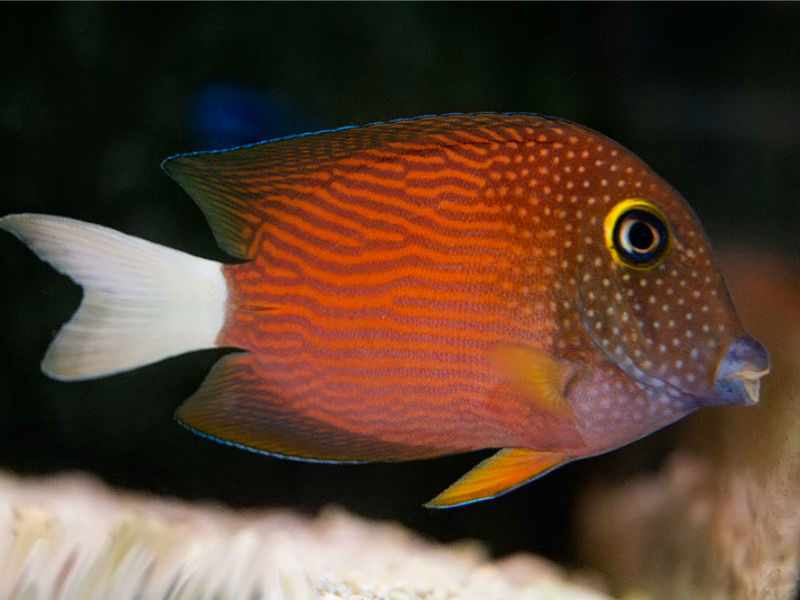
[0,214,227,380]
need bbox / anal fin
[424,448,568,508]
[177,353,443,462]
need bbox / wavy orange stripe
[261,223,503,269]
[233,297,511,329]
[262,207,362,249]
[329,181,500,232]
[277,181,504,239]
[241,321,495,356]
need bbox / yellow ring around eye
[603,198,672,270]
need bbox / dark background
[0,3,797,568]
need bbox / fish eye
[604,199,671,269]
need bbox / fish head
[562,134,770,410]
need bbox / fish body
[0,113,769,507]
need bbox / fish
[0,113,770,508]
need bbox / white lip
[723,367,769,406]
[713,335,770,406]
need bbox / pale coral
[0,471,612,600]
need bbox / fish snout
[713,335,770,406]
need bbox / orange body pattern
[2,113,769,507]
[214,117,592,459]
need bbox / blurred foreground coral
[578,247,800,600]
[1,472,610,600]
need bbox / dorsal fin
[161,113,557,258]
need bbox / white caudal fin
[0,214,227,380]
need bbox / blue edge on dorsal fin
[160,111,555,168]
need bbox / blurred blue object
[190,83,323,149]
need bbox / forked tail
[0,214,227,380]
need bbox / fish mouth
[713,335,770,406]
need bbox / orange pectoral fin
[489,344,579,419]
[424,448,569,508]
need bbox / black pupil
[613,207,668,266]
[628,221,654,251]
